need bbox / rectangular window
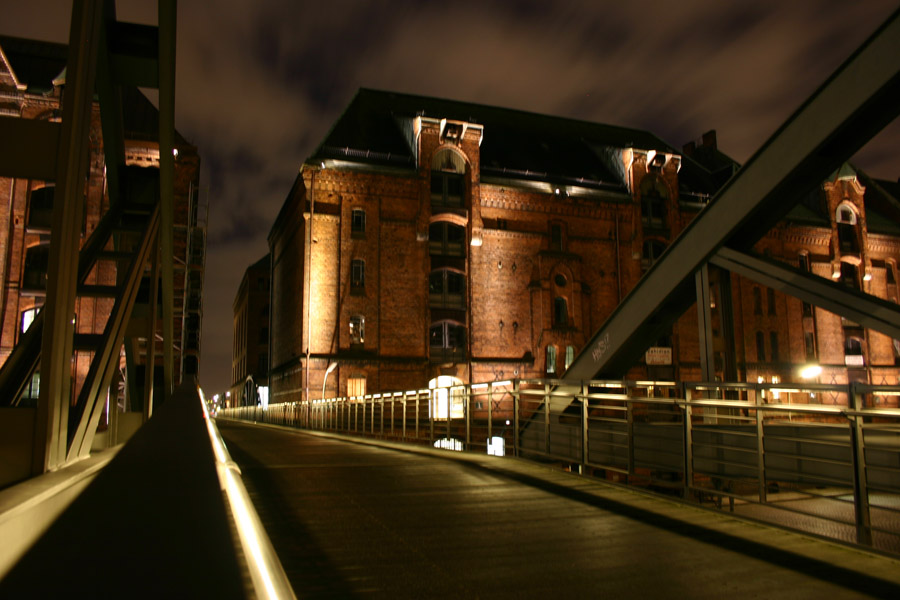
[769,331,779,362]
[805,332,816,360]
[753,288,762,315]
[767,288,776,316]
[348,375,366,398]
[350,315,365,346]
[546,345,557,374]
[351,259,365,290]
[550,224,563,251]
[351,208,366,237]
[756,331,766,362]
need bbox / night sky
[2,0,899,394]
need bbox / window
[350,315,365,346]
[27,186,54,230]
[752,287,762,315]
[546,345,557,374]
[257,354,268,375]
[351,259,365,290]
[767,288,776,316]
[565,345,575,370]
[550,223,563,251]
[429,269,465,309]
[769,331,779,362]
[351,209,366,237]
[805,332,816,360]
[641,239,666,272]
[348,375,366,397]
[22,244,50,292]
[640,175,668,229]
[21,306,40,333]
[553,297,568,328]
[431,150,465,211]
[836,203,859,254]
[430,321,466,362]
[756,331,766,362]
[844,337,864,366]
[429,221,465,257]
[840,262,859,289]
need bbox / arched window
[565,345,575,370]
[641,239,666,272]
[553,297,568,328]
[836,202,859,254]
[429,269,466,309]
[429,221,465,257]
[640,175,668,229]
[431,149,465,211]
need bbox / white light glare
[800,364,822,379]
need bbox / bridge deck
[218,420,900,599]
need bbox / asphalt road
[216,420,900,599]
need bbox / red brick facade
[268,91,900,403]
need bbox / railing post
[544,380,551,457]
[487,384,494,444]
[465,385,471,449]
[429,389,435,445]
[581,381,589,474]
[849,383,873,546]
[415,391,420,439]
[513,379,520,457]
[626,383,634,479]
[683,387,693,500]
[756,386,767,504]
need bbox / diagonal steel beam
[33,0,104,474]
[566,8,900,380]
[710,247,900,341]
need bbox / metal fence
[216,379,900,555]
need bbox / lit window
[351,259,365,290]
[348,375,366,397]
[21,306,40,333]
[350,315,364,346]
[565,345,575,370]
[351,209,366,237]
[546,346,557,374]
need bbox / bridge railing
[216,379,900,555]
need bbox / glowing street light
[800,364,822,379]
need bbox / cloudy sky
[3,0,898,393]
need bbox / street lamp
[322,362,338,400]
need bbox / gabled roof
[311,88,683,193]
[0,35,190,145]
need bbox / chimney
[682,141,696,157]
[701,130,717,150]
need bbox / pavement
[217,419,900,599]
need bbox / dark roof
[858,170,900,235]
[0,35,67,93]
[0,35,190,146]
[311,88,683,193]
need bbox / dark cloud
[2,0,898,393]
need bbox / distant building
[268,88,900,402]
[231,254,270,406]
[0,36,206,407]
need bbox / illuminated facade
[0,36,205,405]
[268,89,900,402]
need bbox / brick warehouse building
[231,254,270,405]
[0,36,206,408]
[267,89,900,403]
